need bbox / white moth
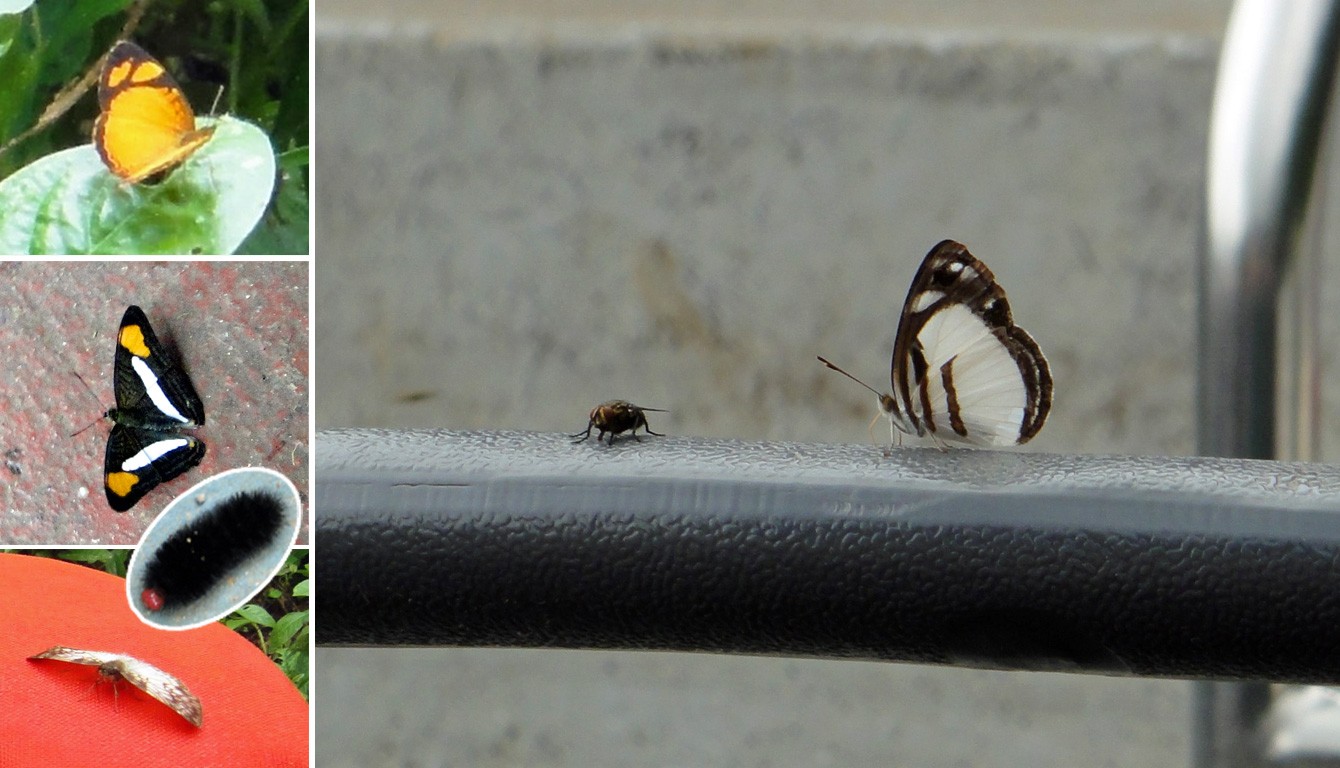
[820,239,1053,449]
[29,645,203,727]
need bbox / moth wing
[115,657,203,727]
[29,646,121,666]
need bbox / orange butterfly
[93,41,216,184]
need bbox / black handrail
[315,428,1340,684]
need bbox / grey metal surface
[1197,1,1340,765]
[1198,0,1340,460]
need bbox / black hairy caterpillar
[139,489,285,611]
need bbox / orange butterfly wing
[93,41,216,184]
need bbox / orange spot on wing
[106,471,139,497]
[119,324,151,358]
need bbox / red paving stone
[0,261,309,545]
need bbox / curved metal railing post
[1195,1,1340,766]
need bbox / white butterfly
[29,645,203,727]
[819,239,1052,449]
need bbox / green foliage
[0,0,309,253]
[237,146,309,254]
[6,547,132,576]
[224,549,310,699]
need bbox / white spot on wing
[910,290,944,313]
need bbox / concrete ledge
[315,23,1220,457]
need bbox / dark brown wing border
[890,240,1052,443]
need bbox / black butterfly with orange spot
[103,305,206,511]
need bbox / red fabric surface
[0,553,307,766]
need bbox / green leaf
[54,549,110,564]
[233,603,276,627]
[0,26,38,144]
[270,609,308,649]
[235,166,306,254]
[0,115,275,254]
[279,648,309,699]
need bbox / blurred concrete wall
[312,2,1335,766]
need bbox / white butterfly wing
[892,241,1051,446]
[910,302,1032,446]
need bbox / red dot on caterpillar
[141,587,165,611]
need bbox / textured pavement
[0,261,309,545]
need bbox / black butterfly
[104,305,206,511]
[820,240,1052,448]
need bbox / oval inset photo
[127,467,301,629]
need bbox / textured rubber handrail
[315,428,1340,683]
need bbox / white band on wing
[131,356,191,423]
[121,438,190,471]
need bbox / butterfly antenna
[816,356,884,398]
[208,84,224,117]
[69,371,105,437]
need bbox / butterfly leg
[864,411,894,456]
[865,411,880,447]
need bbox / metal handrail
[1196,1,1340,765]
